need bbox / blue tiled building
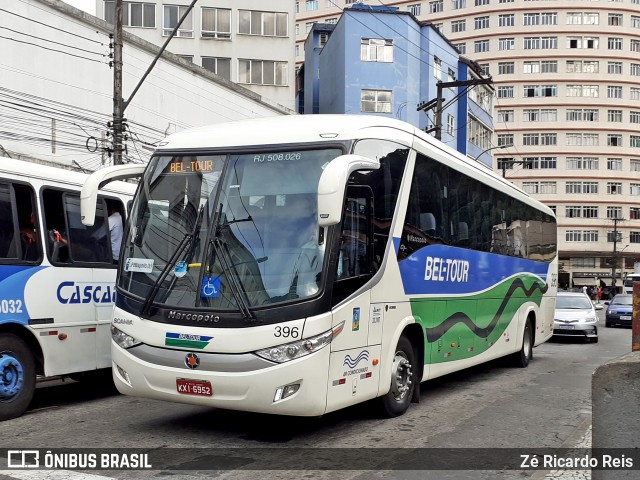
[298,4,494,167]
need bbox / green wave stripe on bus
[411,275,548,364]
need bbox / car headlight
[111,324,142,349]
[585,315,597,323]
[255,321,344,363]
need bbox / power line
[0,35,107,64]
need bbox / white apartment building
[96,0,297,110]
[296,0,640,290]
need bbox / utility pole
[110,0,198,165]
[417,78,493,140]
[611,217,625,291]
[112,0,124,165]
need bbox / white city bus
[0,158,135,420]
[81,115,557,417]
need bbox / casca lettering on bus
[56,282,116,304]
[168,311,220,322]
[424,256,470,282]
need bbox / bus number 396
[0,299,23,314]
[274,326,300,338]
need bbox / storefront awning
[572,277,598,286]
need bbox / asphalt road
[0,311,633,480]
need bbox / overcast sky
[64,0,96,15]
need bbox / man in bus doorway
[107,205,123,265]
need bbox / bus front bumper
[111,341,331,416]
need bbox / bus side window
[63,193,112,264]
[0,183,19,260]
[0,182,40,263]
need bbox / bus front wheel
[0,334,36,421]
[380,335,417,417]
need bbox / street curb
[528,413,592,479]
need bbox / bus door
[328,185,381,409]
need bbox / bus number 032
[274,326,300,338]
[0,299,23,314]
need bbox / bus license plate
[557,324,574,329]
[176,379,212,397]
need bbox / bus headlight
[255,321,344,364]
[111,325,141,349]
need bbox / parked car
[605,294,633,327]
[553,292,602,343]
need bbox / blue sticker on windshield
[174,261,187,278]
[201,276,221,298]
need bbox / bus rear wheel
[0,334,36,421]
[380,335,417,417]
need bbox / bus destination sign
[168,159,215,174]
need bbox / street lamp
[473,143,513,163]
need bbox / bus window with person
[81,115,557,418]
[0,158,135,421]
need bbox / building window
[607,182,622,194]
[361,89,392,113]
[631,160,640,172]
[453,43,466,54]
[632,184,640,196]
[201,8,231,39]
[566,157,599,170]
[630,112,640,124]
[475,0,490,5]
[498,62,514,75]
[608,86,623,99]
[361,38,393,63]
[467,116,491,150]
[499,38,515,50]
[407,4,421,15]
[451,20,466,33]
[163,4,193,37]
[608,62,623,75]
[523,85,557,97]
[608,110,623,122]
[499,14,514,27]
[452,0,466,8]
[630,207,640,219]
[524,37,557,49]
[238,59,288,86]
[584,207,598,218]
[497,134,514,146]
[104,1,155,27]
[566,60,599,73]
[497,86,513,98]
[475,16,490,29]
[632,15,640,28]
[608,37,623,50]
[567,109,598,122]
[434,57,442,79]
[430,0,444,13]
[238,10,288,37]
[609,14,623,26]
[631,64,640,76]
[607,158,622,170]
[631,232,640,243]
[202,57,231,80]
[566,206,582,218]
[608,134,622,147]
[631,136,640,148]
[632,40,640,53]
[447,114,455,136]
[474,40,489,53]
[498,110,514,122]
[305,22,314,34]
[305,0,318,12]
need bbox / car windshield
[556,295,593,310]
[611,295,632,306]
[120,148,342,311]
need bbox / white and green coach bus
[81,115,557,417]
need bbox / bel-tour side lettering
[424,256,470,282]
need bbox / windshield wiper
[211,235,255,321]
[141,205,205,317]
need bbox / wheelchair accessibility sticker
[201,276,221,298]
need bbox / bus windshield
[120,148,342,311]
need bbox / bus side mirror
[81,164,145,226]
[317,155,380,227]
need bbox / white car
[553,292,603,343]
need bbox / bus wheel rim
[523,326,532,359]
[0,354,24,400]
[390,352,412,401]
